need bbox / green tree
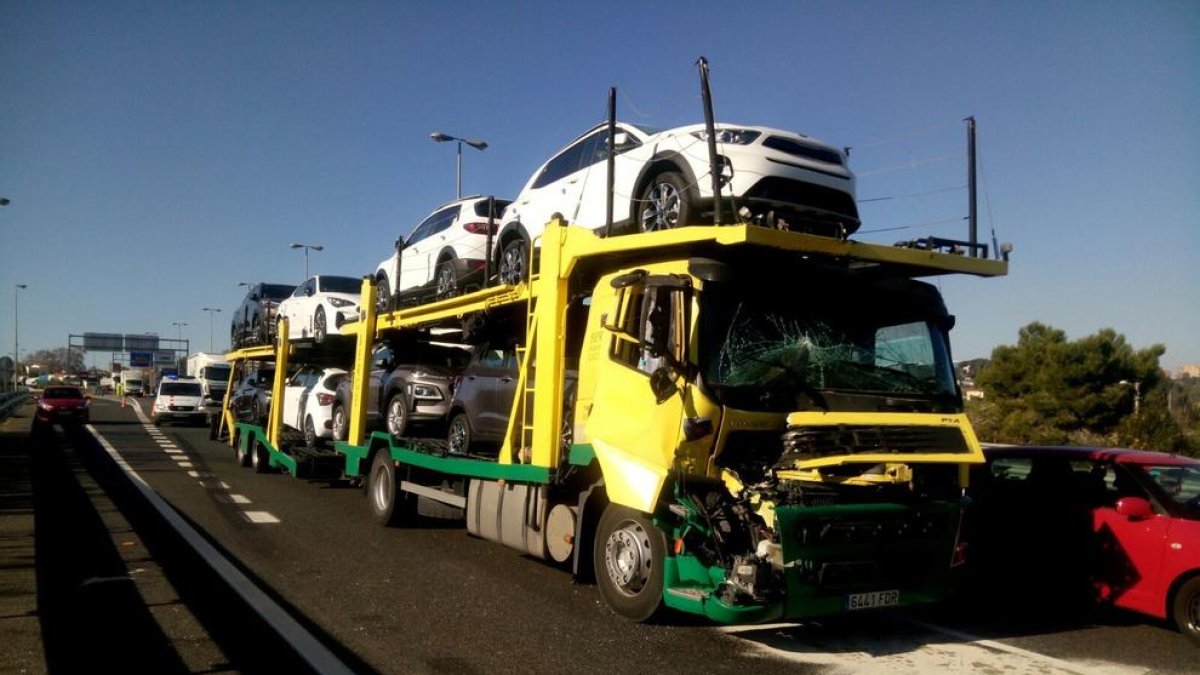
[972,323,1164,445]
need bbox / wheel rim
[1188,590,1200,633]
[604,519,653,596]
[387,398,406,437]
[371,462,391,511]
[376,279,390,312]
[305,418,315,446]
[501,245,526,285]
[640,182,681,232]
[449,417,467,453]
[436,263,456,298]
[332,407,346,440]
[314,309,326,341]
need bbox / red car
[970,445,1200,644]
[34,385,91,425]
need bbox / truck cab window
[610,285,682,375]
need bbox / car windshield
[1132,463,1200,516]
[261,284,295,299]
[43,387,84,399]
[698,277,957,411]
[203,365,231,380]
[396,343,471,368]
[160,382,202,396]
[317,276,363,294]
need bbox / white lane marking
[243,511,280,524]
[159,443,179,449]
[219,482,231,489]
[187,471,201,478]
[85,427,346,673]
[718,619,1147,675]
[163,449,183,455]
[217,494,252,505]
[176,462,194,468]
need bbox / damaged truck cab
[573,231,996,622]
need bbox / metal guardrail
[0,388,30,422]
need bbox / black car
[230,282,295,348]
[228,366,275,424]
[332,339,469,441]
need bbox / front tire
[376,275,392,313]
[313,306,327,344]
[593,504,667,622]
[303,415,318,449]
[367,450,409,527]
[385,392,409,438]
[637,171,692,232]
[1173,576,1200,645]
[447,413,471,455]
[235,430,250,467]
[251,440,271,474]
[499,238,529,286]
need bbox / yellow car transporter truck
[240,219,1006,623]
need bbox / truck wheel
[251,440,272,474]
[234,430,250,467]
[368,450,408,527]
[375,275,391,313]
[447,413,471,454]
[594,504,667,622]
[435,259,458,300]
[637,171,691,232]
[1173,576,1200,645]
[313,307,327,344]
[303,415,318,449]
[385,392,409,438]
[331,403,348,442]
[499,238,529,286]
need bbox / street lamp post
[289,243,324,280]
[1119,379,1142,415]
[201,308,222,353]
[430,132,487,199]
[13,284,26,387]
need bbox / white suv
[276,275,363,344]
[373,196,510,310]
[494,122,857,283]
[151,378,207,426]
[281,366,347,448]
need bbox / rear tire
[1173,576,1200,645]
[252,440,272,473]
[498,237,529,286]
[435,259,457,300]
[313,307,327,344]
[367,450,409,527]
[304,415,318,449]
[594,504,667,622]
[235,430,250,467]
[376,275,392,313]
[331,403,348,442]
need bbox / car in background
[493,121,858,283]
[969,445,1200,644]
[151,378,207,426]
[446,342,577,456]
[229,366,275,425]
[373,196,510,311]
[332,339,469,441]
[280,365,347,448]
[34,386,90,426]
[231,282,295,348]
[276,275,363,344]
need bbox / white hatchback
[280,365,347,448]
[494,122,857,283]
[373,196,510,311]
[276,275,363,344]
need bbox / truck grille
[781,424,968,461]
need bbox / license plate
[846,590,899,611]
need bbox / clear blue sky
[2,1,1197,371]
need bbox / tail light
[316,393,335,406]
[462,221,496,235]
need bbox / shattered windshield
[699,280,957,411]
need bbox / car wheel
[1173,576,1200,645]
[313,306,327,344]
[331,403,348,442]
[234,429,250,467]
[447,413,471,455]
[435,259,457,300]
[593,504,667,622]
[303,415,318,449]
[499,237,529,286]
[637,171,691,232]
[368,449,410,527]
[375,274,391,313]
[251,439,271,473]
[385,392,409,438]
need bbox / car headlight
[690,129,761,145]
[410,384,442,399]
[328,297,355,308]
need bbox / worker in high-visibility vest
[116,380,125,406]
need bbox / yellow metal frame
[219,334,295,446]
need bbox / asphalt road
[61,396,1198,675]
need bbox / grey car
[332,339,470,441]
